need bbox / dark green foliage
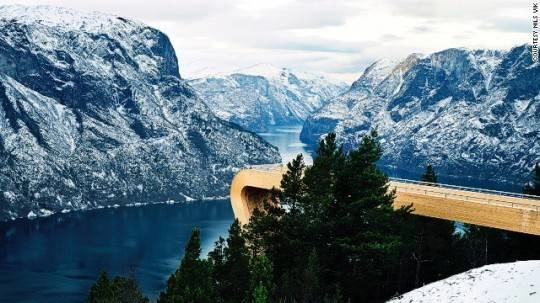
[248,255,275,303]
[86,138,540,303]
[247,130,415,302]
[420,164,437,183]
[280,154,307,211]
[158,228,216,303]
[460,163,540,268]
[88,272,112,302]
[87,271,148,303]
[461,224,512,267]
[209,219,250,303]
[109,276,150,303]
[251,283,270,303]
[302,249,321,303]
[524,163,540,196]
[403,165,464,288]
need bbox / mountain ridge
[0,5,280,221]
[301,44,539,190]
[190,64,348,132]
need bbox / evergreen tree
[158,228,216,303]
[461,225,509,267]
[208,236,226,302]
[222,219,251,303]
[302,249,321,303]
[502,163,540,260]
[252,283,270,303]
[327,130,410,301]
[407,165,461,288]
[248,255,275,303]
[109,276,149,303]
[247,154,310,301]
[524,163,540,196]
[87,272,148,303]
[421,164,437,183]
[88,272,112,303]
[462,164,540,267]
[280,153,307,212]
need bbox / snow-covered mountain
[190,64,348,132]
[0,5,280,221]
[301,46,540,189]
[389,261,540,303]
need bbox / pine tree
[247,154,310,301]
[302,249,321,303]
[208,236,226,302]
[88,271,112,303]
[302,134,345,246]
[421,164,437,183]
[246,131,419,301]
[328,130,410,301]
[280,153,306,212]
[502,163,540,260]
[248,255,275,302]
[222,219,250,303]
[109,276,149,303]
[87,272,148,303]
[524,163,540,196]
[158,228,216,303]
[252,283,269,303]
[408,165,460,288]
[461,225,508,267]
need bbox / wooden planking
[230,166,285,225]
[230,167,540,235]
[393,191,540,235]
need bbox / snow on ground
[388,261,540,303]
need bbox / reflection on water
[0,201,233,302]
[258,125,314,165]
[0,124,314,303]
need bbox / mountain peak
[0,5,143,32]
[0,4,280,220]
[0,4,180,80]
[233,63,288,78]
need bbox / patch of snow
[389,261,540,303]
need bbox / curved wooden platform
[230,165,540,235]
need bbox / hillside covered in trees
[88,132,540,302]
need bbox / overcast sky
[0,0,531,82]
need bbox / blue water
[0,201,233,302]
[258,125,314,165]
[0,125,306,302]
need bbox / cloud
[413,25,431,33]
[1,0,237,22]
[0,0,530,82]
[481,16,529,33]
[253,0,359,30]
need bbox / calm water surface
[0,125,305,302]
[258,125,314,165]
[0,201,233,302]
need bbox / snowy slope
[388,261,540,303]
[301,46,540,189]
[190,64,348,132]
[0,5,280,221]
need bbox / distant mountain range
[0,5,280,221]
[301,45,540,190]
[190,64,347,132]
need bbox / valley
[0,3,538,303]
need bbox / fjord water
[0,125,306,302]
[258,125,314,165]
[0,201,233,302]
